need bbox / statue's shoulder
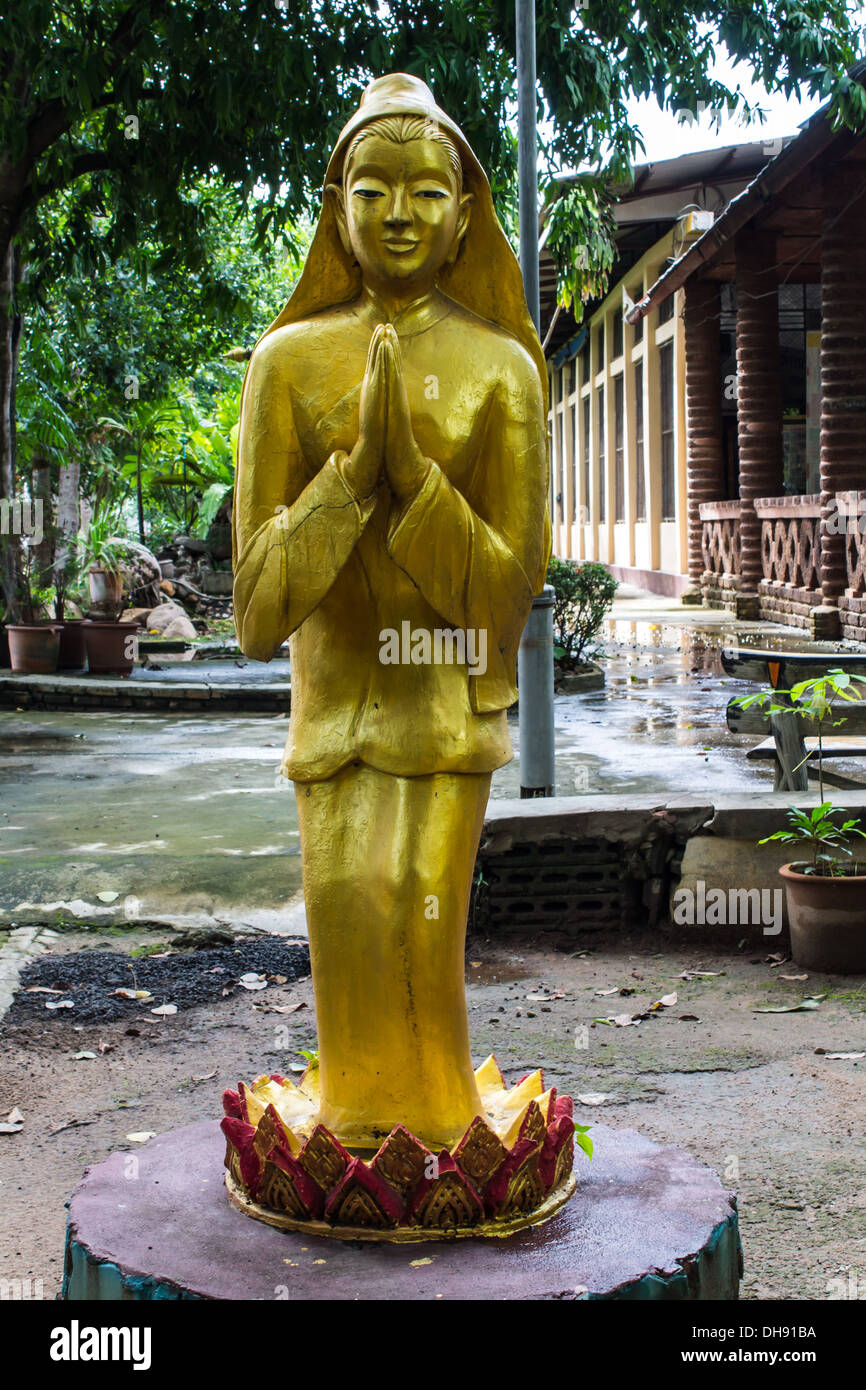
[249,308,354,375]
[442,298,541,388]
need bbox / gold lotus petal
[500,1069,543,1111]
[474,1054,505,1099]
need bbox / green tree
[2,0,864,618]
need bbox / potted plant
[735,669,866,971]
[76,510,128,608]
[5,540,62,674]
[74,511,139,676]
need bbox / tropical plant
[75,508,129,576]
[759,802,866,878]
[734,669,866,877]
[547,557,618,666]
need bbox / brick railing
[699,500,741,609]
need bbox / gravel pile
[9,937,310,1024]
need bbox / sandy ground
[1,927,863,1301]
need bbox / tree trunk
[31,455,54,586]
[0,233,22,622]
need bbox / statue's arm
[232,336,377,662]
[386,351,549,711]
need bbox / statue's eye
[417,188,447,199]
[354,187,384,199]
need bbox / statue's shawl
[264,74,547,404]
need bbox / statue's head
[326,115,473,294]
[258,73,546,404]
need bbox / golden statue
[222,75,576,1238]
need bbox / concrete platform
[0,663,290,713]
[63,1119,742,1301]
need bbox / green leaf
[573,1123,594,1161]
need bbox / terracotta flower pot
[780,861,866,973]
[57,619,90,671]
[88,568,123,606]
[83,621,139,677]
[7,623,61,674]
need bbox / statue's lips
[382,239,420,253]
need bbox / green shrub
[546,557,617,666]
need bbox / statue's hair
[342,115,463,190]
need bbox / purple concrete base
[63,1120,742,1301]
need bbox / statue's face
[336,135,471,291]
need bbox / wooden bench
[722,648,866,791]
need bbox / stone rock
[144,602,189,633]
[120,607,153,626]
[161,614,198,641]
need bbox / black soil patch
[9,937,310,1024]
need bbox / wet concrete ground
[3,595,866,924]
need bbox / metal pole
[518,584,555,796]
[516,0,555,797]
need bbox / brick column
[735,231,782,617]
[815,163,866,639]
[683,279,725,600]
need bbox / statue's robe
[232,295,548,1147]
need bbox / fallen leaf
[191,1071,217,1083]
[50,1117,95,1134]
[150,1003,177,1016]
[679,970,724,980]
[238,973,268,991]
[25,986,63,994]
[288,1063,306,1073]
[266,1001,306,1014]
[409,1257,433,1267]
[594,987,618,997]
[126,1131,156,1143]
[96,891,120,903]
[73,1050,97,1060]
[0,1123,23,1134]
[268,974,288,985]
[650,992,678,1010]
[45,999,74,1010]
[7,1108,24,1125]
[526,991,565,1001]
[679,1014,701,1022]
[576,1093,613,1105]
[822,1052,865,1061]
[781,974,808,982]
[98,1041,114,1054]
[765,953,787,963]
[470,961,482,967]
[754,996,825,1013]
[111,988,153,1001]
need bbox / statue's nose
[384,188,411,226]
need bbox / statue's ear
[326,183,353,258]
[446,191,474,266]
